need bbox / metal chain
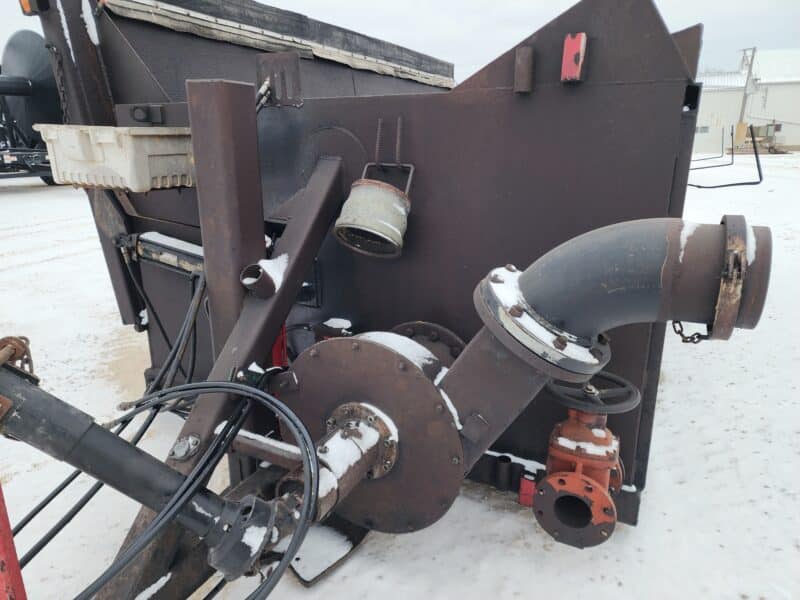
[671,321,709,344]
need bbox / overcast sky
[1,1,798,81]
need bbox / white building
[694,49,800,154]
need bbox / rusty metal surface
[0,482,27,600]
[326,403,398,480]
[0,337,34,378]
[439,328,550,469]
[88,0,700,518]
[103,156,345,598]
[37,2,712,583]
[280,337,464,533]
[709,215,747,340]
[0,393,13,424]
[534,471,616,548]
[533,409,622,547]
[186,79,265,356]
[389,321,465,367]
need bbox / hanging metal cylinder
[334,174,411,259]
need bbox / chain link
[671,321,709,344]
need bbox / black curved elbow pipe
[518,217,771,341]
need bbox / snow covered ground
[0,153,798,599]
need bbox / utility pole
[739,47,757,123]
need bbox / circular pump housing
[334,179,410,258]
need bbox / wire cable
[72,381,318,600]
[14,275,206,563]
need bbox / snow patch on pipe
[257,253,289,291]
[323,318,352,330]
[439,388,463,430]
[678,221,699,263]
[358,331,437,370]
[556,436,618,456]
[317,467,339,497]
[746,225,757,264]
[359,402,399,442]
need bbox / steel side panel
[254,81,687,485]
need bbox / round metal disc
[280,336,464,533]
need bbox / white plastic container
[34,124,194,193]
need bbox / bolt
[279,379,288,389]
[310,348,319,358]
[383,461,391,471]
[366,470,375,479]
[397,361,407,371]
[598,332,610,345]
[318,445,328,454]
[603,507,613,516]
[584,383,599,396]
[435,404,444,414]
[429,331,440,342]
[451,456,461,465]
[553,335,568,350]
[170,434,201,461]
[367,415,376,423]
[325,418,336,429]
[383,439,393,448]
[352,341,360,351]
[505,264,518,272]
[490,273,503,284]
[509,304,524,318]
[235,371,247,382]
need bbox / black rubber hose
[67,381,319,600]
[518,218,771,340]
[14,275,206,555]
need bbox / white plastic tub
[34,124,194,193]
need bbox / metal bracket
[708,214,748,340]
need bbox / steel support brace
[103,157,344,598]
[0,483,26,600]
[186,79,266,358]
